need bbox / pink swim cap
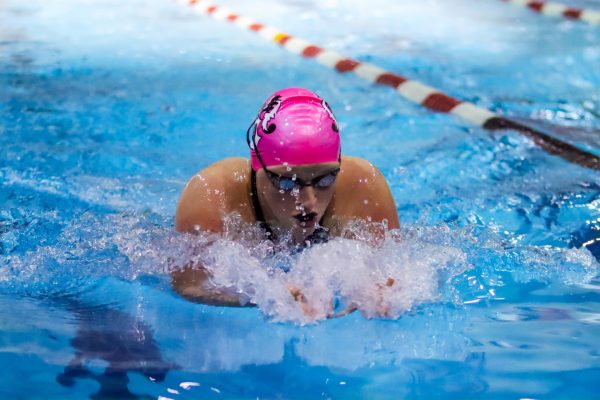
[248,88,341,171]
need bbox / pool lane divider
[182,0,600,171]
[502,0,600,25]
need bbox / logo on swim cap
[250,95,282,150]
[321,100,339,133]
[247,88,341,171]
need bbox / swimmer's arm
[173,159,254,306]
[171,264,253,307]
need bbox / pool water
[1,0,600,398]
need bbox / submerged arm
[172,158,255,307]
[171,264,253,307]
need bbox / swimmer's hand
[287,285,359,320]
[287,277,396,320]
[371,277,395,318]
[333,277,396,319]
[288,284,320,319]
[334,304,358,318]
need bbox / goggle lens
[273,170,339,192]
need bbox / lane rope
[502,0,600,25]
[182,0,600,170]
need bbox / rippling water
[1,0,600,398]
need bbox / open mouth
[294,212,318,224]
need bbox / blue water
[1,0,600,398]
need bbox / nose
[295,185,317,211]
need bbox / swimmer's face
[256,162,340,240]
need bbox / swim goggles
[246,121,340,192]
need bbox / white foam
[2,212,597,324]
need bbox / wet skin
[175,155,399,237]
[173,155,400,306]
[256,162,340,243]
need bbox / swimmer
[172,88,400,307]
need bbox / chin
[291,224,316,241]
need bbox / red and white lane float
[182,0,600,170]
[502,0,600,25]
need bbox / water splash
[1,212,597,324]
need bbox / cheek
[319,187,336,204]
[265,190,295,214]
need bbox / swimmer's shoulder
[175,157,254,233]
[339,155,378,177]
[337,155,386,192]
[325,155,400,231]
